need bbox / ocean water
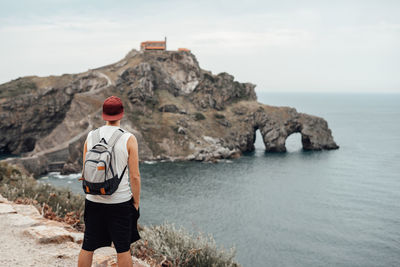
[37,92,400,267]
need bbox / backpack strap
[107,128,125,148]
[107,128,126,179]
[91,128,101,145]
[120,165,127,179]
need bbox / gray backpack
[81,127,127,195]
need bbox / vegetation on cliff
[0,77,37,98]
[0,162,84,229]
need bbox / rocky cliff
[0,49,339,176]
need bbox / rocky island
[0,48,339,176]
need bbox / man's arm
[82,140,87,176]
[127,135,141,210]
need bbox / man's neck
[106,121,120,127]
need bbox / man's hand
[133,201,139,211]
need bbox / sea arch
[251,105,339,152]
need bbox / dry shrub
[132,222,241,267]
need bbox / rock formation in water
[0,49,339,176]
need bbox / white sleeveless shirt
[85,125,133,204]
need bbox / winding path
[35,71,114,170]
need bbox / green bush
[214,113,225,119]
[194,112,206,121]
[132,222,241,267]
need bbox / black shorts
[82,197,141,253]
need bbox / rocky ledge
[0,49,338,176]
[0,194,148,266]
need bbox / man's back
[86,125,133,203]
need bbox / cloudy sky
[0,0,399,93]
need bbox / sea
[27,92,400,266]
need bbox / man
[78,96,141,267]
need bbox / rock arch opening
[284,132,303,152]
[253,128,265,151]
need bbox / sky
[0,0,399,93]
